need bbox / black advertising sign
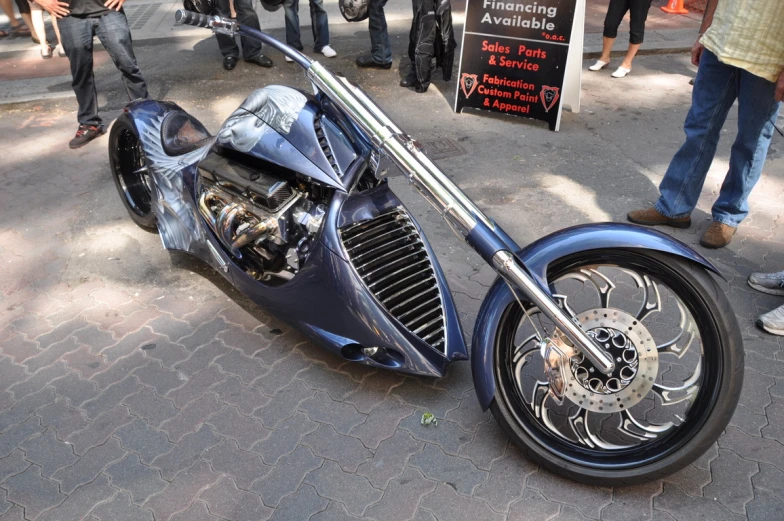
[454,0,577,130]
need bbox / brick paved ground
[0,47,783,521]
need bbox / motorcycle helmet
[260,0,283,12]
[339,0,369,22]
[182,0,213,14]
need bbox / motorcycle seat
[161,110,213,156]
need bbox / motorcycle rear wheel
[491,249,743,485]
[109,114,157,231]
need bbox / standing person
[282,0,336,63]
[33,0,149,149]
[355,0,391,69]
[213,0,272,70]
[7,0,38,40]
[588,0,652,78]
[29,0,65,58]
[749,268,784,336]
[627,0,784,248]
[0,0,32,37]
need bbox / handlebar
[174,9,211,28]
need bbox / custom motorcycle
[109,10,743,485]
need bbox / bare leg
[19,12,39,40]
[0,0,21,27]
[30,8,49,54]
[620,43,641,69]
[598,36,615,63]
[51,13,63,48]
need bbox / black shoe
[69,124,105,149]
[399,69,417,87]
[246,54,273,68]
[223,56,238,70]
[356,55,392,69]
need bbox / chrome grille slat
[339,208,447,354]
[351,231,419,263]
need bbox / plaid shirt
[701,0,784,83]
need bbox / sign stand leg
[559,0,585,128]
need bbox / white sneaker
[285,55,294,63]
[320,45,337,58]
[748,270,784,296]
[757,303,784,336]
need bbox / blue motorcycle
[109,10,743,484]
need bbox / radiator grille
[339,208,446,353]
[314,116,340,176]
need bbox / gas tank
[215,85,358,190]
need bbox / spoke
[555,268,615,309]
[657,299,698,358]
[541,394,571,442]
[531,381,549,418]
[513,348,538,391]
[620,410,674,440]
[552,294,578,320]
[620,269,662,321]
[569,408,634,450]
[652,359,702,406]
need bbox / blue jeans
[283,0,329,52]
[368,0,391,64]
[58,11,148,126]
[214,0,262,59]
[655,49,781,227]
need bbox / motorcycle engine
[197,152,327,284]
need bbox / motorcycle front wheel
[491,249,743,485]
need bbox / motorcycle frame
[200,16,622,373]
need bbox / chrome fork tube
[306,62,615,374]
[493,251,615,374]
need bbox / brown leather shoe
[627,207,691,228]
[700,221,736,248]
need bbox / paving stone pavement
[1,48,784,521]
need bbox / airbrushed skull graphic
[460,73,478,98]
[540,85,560,112]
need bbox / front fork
[304,61,616,378]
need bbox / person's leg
[710,70,780,227]
[621,0,650,69]
[232,0,262,59]
[58,15,102,126]
[367,0,391,64]
[654,50,738,219]
[51,14,64,54]
[283,0,303,50]
[308,0,329,52]
[95,11,148,101]
[28,3,49,55]
[214,0,240,58]
[597,0,628,63]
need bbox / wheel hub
[555,308,659,413]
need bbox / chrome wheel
[492,250,742,483]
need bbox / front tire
[491,249,743,485]
[109,114,157,231]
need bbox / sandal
[611,66,631,78]
[56,45,66,57]
[0,29,9,38]
[10,24,31,36]
[41,46,53,59]
[588,59,609,71]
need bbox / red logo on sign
[460,73,479,98]
[540,86,560,112]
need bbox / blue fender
[471,222,721,410]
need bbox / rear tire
[109,114,157,231]
[490,249,743,485]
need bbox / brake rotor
[553,308,659,413]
